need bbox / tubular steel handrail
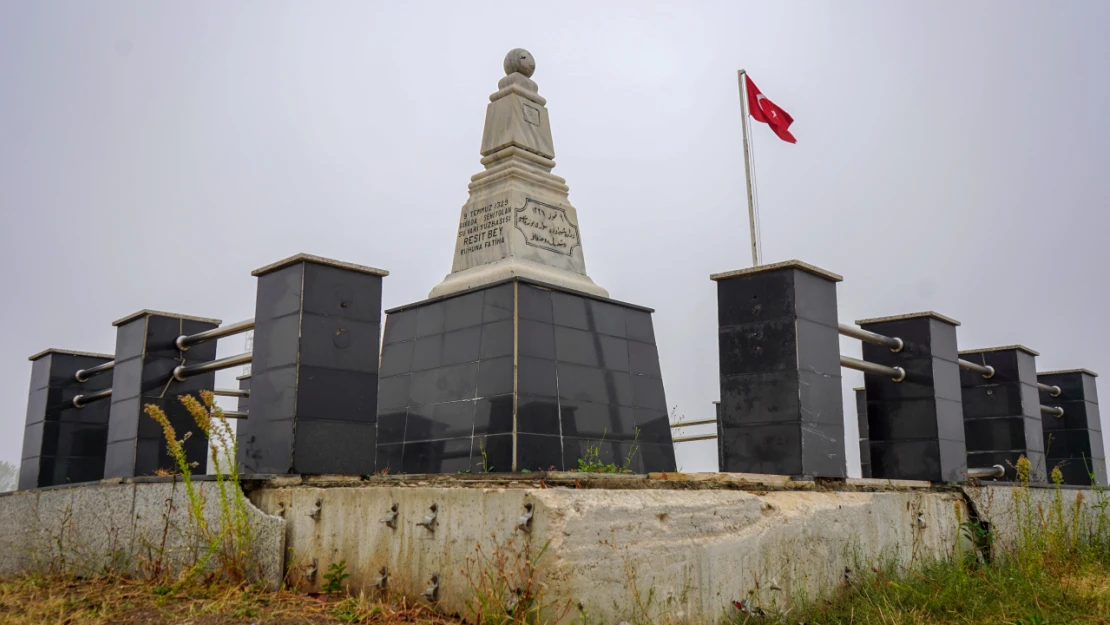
[175,318,255,352]
[669,418,717,429]
[966,464,1006,480]
[74,360,115,383]
[212,388,249,399]
[838,323,903,352]
[172,352,253,382]
[840,355,906,382]
[958,358,996,379]
[672,434,718,444]
[72,388,112,408]
[1036,382,1062,397]
[1041,404,1065,418]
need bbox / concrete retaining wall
[0,478,284,586]
[963,483,1106,558]
[1,473,1101,624]
[247,474,968,622]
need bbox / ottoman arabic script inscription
[514,198,581,256]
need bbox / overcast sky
[2,1,1108,475]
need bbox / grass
[575,429,639,474]
[0,574,454,624]
[743,459,1110,625]
[756,555,1110,624]
[8,439,1110,625]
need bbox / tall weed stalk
[144,391,254,585]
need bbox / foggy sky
[2,1,1108,475]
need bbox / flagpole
[736,69,759,267]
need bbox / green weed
[576,429,640,474]
[144,391,254,587]
[322,560,351,594]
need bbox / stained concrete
[0,478,283,586]
[248,474,967,622]
[1,473,1101,624]
[963,482,1103,558]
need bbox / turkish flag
[746,76,796,143]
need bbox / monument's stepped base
[0,475,1094,623]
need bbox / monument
[428,48,607,299]
[375,49,676,474]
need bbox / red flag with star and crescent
[745,76,796,143]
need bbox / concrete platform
[0,473,1098,623]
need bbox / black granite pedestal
[711,261,846,479]
[860,312,965,482]
[242,254,387,475]
[1038,369,1106,486]
[104,311,220,478]
[375,279,676,474]
[19,349,115,489]
[855,387,871,478]
[959,346,1045,481]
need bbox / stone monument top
[428,49,608,299]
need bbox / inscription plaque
[515,198,580,256]
[522,103,541,126]
[457,197,512,257]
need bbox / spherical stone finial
[504,48,536,78]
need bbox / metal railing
[838,323,903,352]
[838,324,906,382]
[74,360,115,383]
[172,352,253,382]
[840,355,906,382]
[966,464,1006,479]
[1037,382,1062,397]
[175,318,255,352]
[72,388,112,408]
[669,418,717,428]
[1041,404,1065,418]
[212,388,250,399]
[671,433,718,444]
[958,359,995,379]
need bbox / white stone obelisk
[428,49,608,299]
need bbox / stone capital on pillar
[711,260,846,479]
[959,345,1045,481]
[428,49,607,300]
[859,311,966,483]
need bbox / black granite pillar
[959,346,1044,481]
[104,311,220,478]
[244,254,386,475]
[19,350,115,489]
[855,387,871,478]
[1038,369,1106,486]
[375,279,676,474]
[712,261,846,478]
[859,312,965,483]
